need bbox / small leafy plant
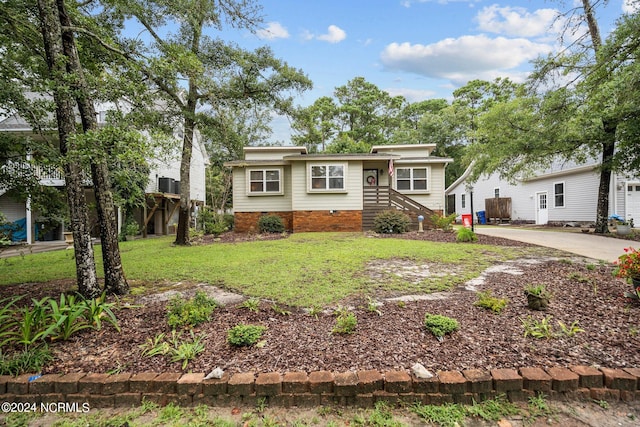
[474,290,507,314]
[521,316,555,339]
[524,284,552,298]
[567,272,589,283]
[169,331,207,369]
[227,324,267,346]
[307,305,322,318]
[271,304,291,316]
[524,284,552,310]
[0,346,53,376]
[423,313,459,339]
[14,298,58,347]
[332,311,357,334]
[521,316,583,339]
[430,212,458,231]
[167,291,217,329]
[139,333,171,358]
[365,296,382,316]
[456,227,478,242]
[373,210,411,234]
[239,297,261,312]
[48,293,93,341]
[139,331,206,369]
[557,320,585,337]
[82,293,120,332]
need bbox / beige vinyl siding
[401,164,447,212]
[291,161,363,211]
[232,167,293,212]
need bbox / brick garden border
[2,366,640,409]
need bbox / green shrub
[199,208,228,236]
[373,210,411,234]
[423,313,459,339]
[227,324,266,346]
[430,212,458,231]
[474,290,507,314]
[223,214,235,231]
[258,215,285,233]
[123,219,140,237]
[167,291,218,329]
[456,227,478,242]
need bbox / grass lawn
[0,233,535,306]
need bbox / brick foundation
[234,210,363,233]
[234,212,294,233]
[2,366,639,409]
[293,210,362,232]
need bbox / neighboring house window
[554,182,565,208]
[494,188,500,198]
[310,164,345,191]
[248,169,282,194]
[461,193,466,209]
[396,167,428,191]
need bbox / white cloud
[384,87,437,102]
[256,22,290,40]
[316,25,347,43]
[476,5,560,38]
[402,0,480,7]
[380,35,552,85]
[623,0,640,13]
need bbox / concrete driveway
[474,226,635,262]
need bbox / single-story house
[225,144,452,233]
[445,158,640,227]
[0,101,209,243]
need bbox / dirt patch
[366,257,463,285]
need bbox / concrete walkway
[474,226,635,262]
[0,241,70,258]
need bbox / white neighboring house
[445,157,640,227]
[0,102,209,243]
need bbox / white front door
[626,182,640,227]
[536,192,548,225]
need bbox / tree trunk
[57,0,128,295]
[174,89,198,246]
[582,0,616,235]
[36,0,100,298]
[175,117,194,245]
[594,123,616,234]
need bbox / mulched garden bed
[3,231,639,376]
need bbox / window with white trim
[494,187,500,198]
[310,164,345,191]
[554,182,565,208]
[461,193,466,209]
[396,167,428,191]
[248,169,282,194]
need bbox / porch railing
[363,186,435,230]
[1,160,86,186]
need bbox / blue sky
[227,1,633,101]
[220,0,635,141]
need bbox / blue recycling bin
[477,210,487,225]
